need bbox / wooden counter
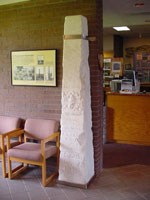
[106,92,150,145]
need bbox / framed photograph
[11,49,56,86]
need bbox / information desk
[106,92,150,145]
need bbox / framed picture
[112,61,122,73]
[11,49,56,86]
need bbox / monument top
[64,15,88,36]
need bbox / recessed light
[113,26,130,31]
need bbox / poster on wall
[11,49,56,86]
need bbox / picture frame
[112,61,122,73]
[11,49,56,86]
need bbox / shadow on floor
[103,143,150,168]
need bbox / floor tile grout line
[79,188,88,198]
[61,188,71,200]
[136,191,149,200]
[33,169,51,200]
[6,178,13,200]
[23,179,32,200]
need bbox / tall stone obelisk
[58,15,94,186]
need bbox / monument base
[57,175,95,189]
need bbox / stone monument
[58,15,94,187]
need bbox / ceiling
[103,0,150,38]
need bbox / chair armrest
[6,129,24,139]
[42,132,60,144]
[6,129,24,150]
[2,128,22,138]
[41,132,60,157]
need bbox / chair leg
[56,151,60,171]
[8,157,12,179]
[42,161,46,186]
[1,137,7,178]
[8,157,28,179]
[2,151,7,178]
[42,159,58,187]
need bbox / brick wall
[0,0,103,176]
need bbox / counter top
[106,92,150,97]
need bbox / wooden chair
[0,116,21,177]
[7,118,60,187]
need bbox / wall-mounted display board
[103,57,123,88]
[11,49,56,87]
[125,45,150,58]
[134,52,150,83]
[103,58,113,87]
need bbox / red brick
[0,0,103,176]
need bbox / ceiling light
[113,26,130,31]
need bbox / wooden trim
[63,34,96,41]
[10,157,42,166]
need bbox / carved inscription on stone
[62,91,83,114]
[59,15,94,185]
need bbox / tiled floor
[0,163,150,200]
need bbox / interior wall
[124,36,150,65]
[124,36,150,49]
[103,35,114,52]
[104,35,150,56]
[0,0,103,175]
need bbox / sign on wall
[11,49,56,86]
